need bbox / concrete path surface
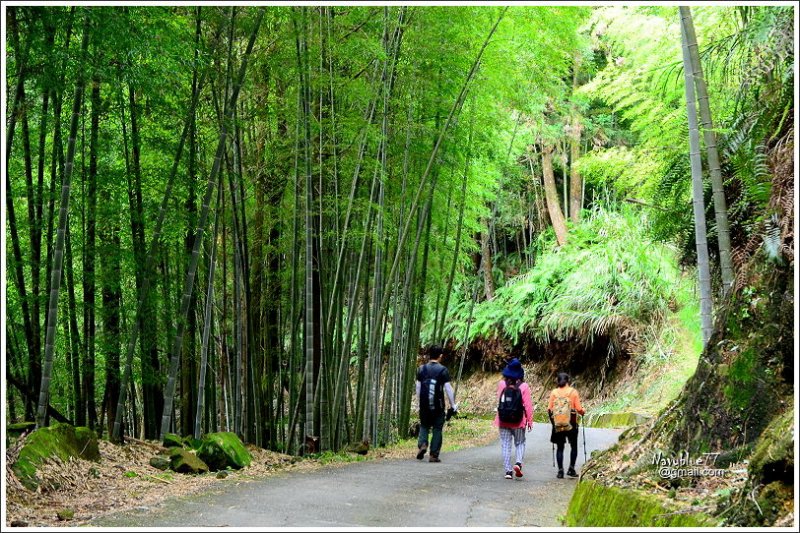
[93,424,621,527]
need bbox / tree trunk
[195,185,221,439]
[541,144,568,246]
[481,221,495,300]
[182,7,203,438]
[34,19,56,339]
[100,184,121,437]
[569,118,583,223]
[680,20,714,346]
[21,66,43,415]
[6,165,38,421]
[294,7,321,450]
[680,6,735,295]
[82,73,101,430]
[36,15,91,428]
[65,225,83,423]
[181,115,198,438]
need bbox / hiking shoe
[514,463,523,478]
[567,467,578,478]
[556,469,564,479]
[505,471,513,479]
[416,444,427,460]
[429,455,441,463]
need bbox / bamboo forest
[4,3,796,528]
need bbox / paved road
[94,424,620,527]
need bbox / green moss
[56,509,75,521]
[7,421,36,436]
[749,408,793,484]
[725,409,794,526]
[725,310,743,337]
[162,433,184,448]
[197,432,252,471]
[584,412,651,428]
[6,421,37,446]
[11,423,99,490]
[169,450,209,474]
[566,480,717,527]
[724,348,759,409]
[167,447,185,458]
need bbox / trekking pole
[552,443,555,468]
[582,415,587,463]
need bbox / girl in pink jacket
[494,358,534,479]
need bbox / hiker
[415,345,457,462]
[548,372,585,479]
[494,358,534,480]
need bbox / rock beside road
[169,449,209,474]
[197,432,251,471]
[11,423,100,490]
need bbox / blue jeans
[418,411,445,457]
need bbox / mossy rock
[169,450,209,474]
[167,447,185,458]
[162,433,184,449]
[197,432,251,471]
[11,423,100,490]
[566,480,717,527]
[7,421,36,437]
[749,408,793,485]
[149,456,171,471]
[6,421,36,446]
[585,412,651,428]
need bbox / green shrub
[434,207,686,349]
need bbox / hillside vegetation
[5,4,793,527]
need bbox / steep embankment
[568,133,795,527]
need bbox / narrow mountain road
[94,424,621,527]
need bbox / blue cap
[502,358,524,380]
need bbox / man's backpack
[419,364,446,415]
[552,392,573,432]
[498,381,524,424]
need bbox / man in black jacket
[416,345,457,462]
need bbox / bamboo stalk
[680,18,714,346]
[36,15,91,429]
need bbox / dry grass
[4,437,308,527]
[5,372,502,527]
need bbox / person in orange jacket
[547,372,585,478]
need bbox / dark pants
[555,425,579,470]
[418,411,445,457]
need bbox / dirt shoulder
[5,414,496,527]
